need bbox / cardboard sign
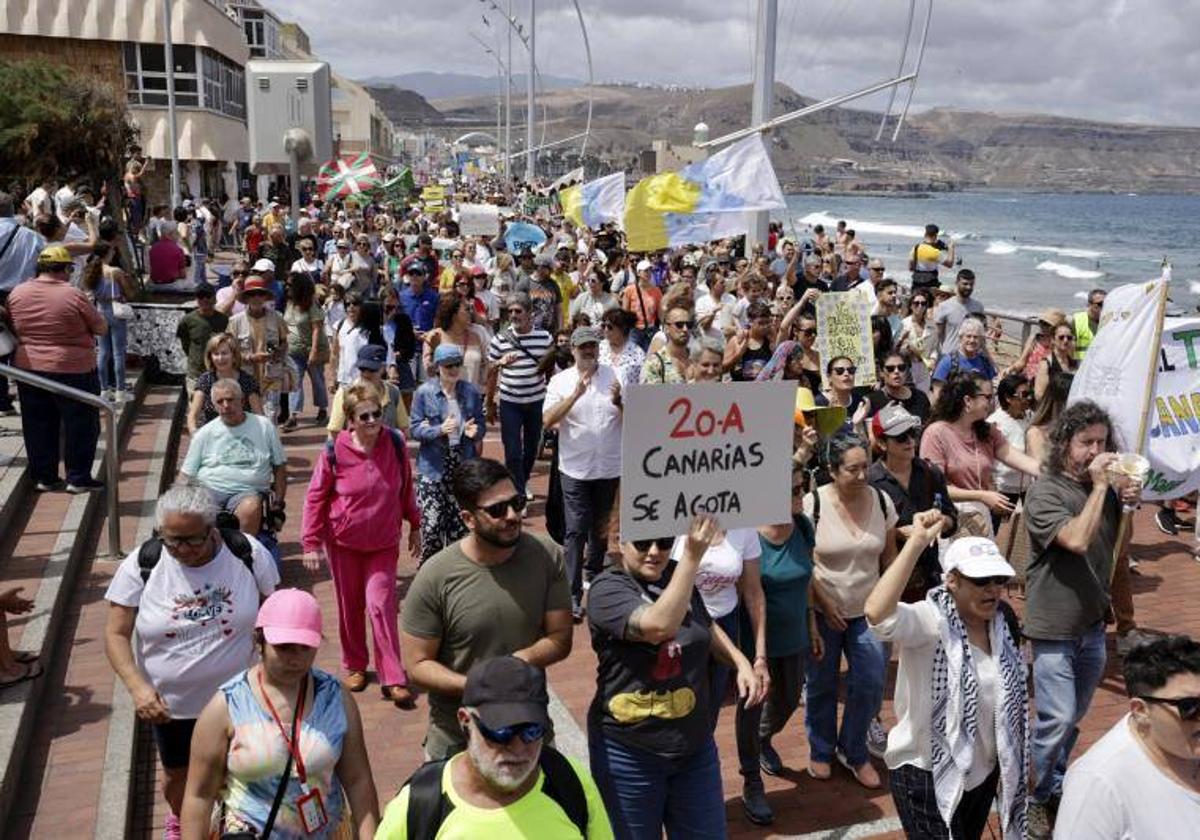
[816,290,875,388]
[458,203,500,237]
[421,184,445,209]
[619,381,797,540]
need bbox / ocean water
[783,191,1200,315]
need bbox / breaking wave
[1036,261,1105,281]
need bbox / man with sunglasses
[402,458,573,760]
[378,655,611,838]
[1022,400,1140,839]
[1055,635,1200,838]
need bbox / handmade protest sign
[620,381,796,540]
[458,203,500,237]
[816,290,875,388]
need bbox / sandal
[383,684,417,710]
[836,750,882,789]
[0,660,43,690]
[807,760,832,780]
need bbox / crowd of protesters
[2,174,1198,839]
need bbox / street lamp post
[525,0,536,182]
[162,0,182,208]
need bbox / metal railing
[0,363,121,557]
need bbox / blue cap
[433,343,465,366]
[356,344,387,371]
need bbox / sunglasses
[832,365,857,376]
[476,494,527,518]
[883,363,909,373]
[1056,334,1076,342]
[910,300,929,307]
[355,409,383,422]
[961,574,1010,587]
[797,327,817,336]
[440,362,462,370]
[669,320,695,329]
[161,531,209,549]
[975,391,995,400]
[472,714,547,745]
[631,537,676,553]
[1140,695,1200,722]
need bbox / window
[123,42,244,119]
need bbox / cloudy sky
[284,0,1200,126]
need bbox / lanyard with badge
[258,670,327,834]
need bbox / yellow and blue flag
[561,172,626,230]
[624,135,785,252]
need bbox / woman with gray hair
[103,484,279,840]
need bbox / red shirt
[8,274,107,374]
[148,239,187,284]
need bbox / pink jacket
[302,429,420,553]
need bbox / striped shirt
[488,327,552,404]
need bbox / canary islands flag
[561,172,626,230]
[624,134,785,252]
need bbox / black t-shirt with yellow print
[586,562,713,761]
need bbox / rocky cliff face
[422,82,1200,193]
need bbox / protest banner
[503,221,548,254]
[421,184,445,209]
[815,289,875,388]
[1144,317,1200,499]
[619,381,796,540]
[458,203,500,237]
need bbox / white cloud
[278,0,1200,126]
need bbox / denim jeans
[17,369,101,485]
[498,398,543,496]
[288,351,329,413]
[805,613,886,766]
[1030,622,1107,804]
[96,306,128,393]
[589,728,727,840]
[0,351,13,411]
[192,253,207,286]
[560,473,618,606]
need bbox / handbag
[0,323,16,357]
[111,300,134,320]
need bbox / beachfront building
[0,0,251,203]
[332,74,398,171]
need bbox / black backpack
[403,747,588,840]
[137,527,255,583]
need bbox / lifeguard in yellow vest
[1071,289,1106,360]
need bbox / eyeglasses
[831,365,857,376]
[472,714,547,745]
[355,409,383,422]
[669,320,695,329]
[631,537,676,552]
[961,574,1010,587]
[1139,695,1200,722]
[975,390,995,400]
[1014,390,1032,400]
[883,363,909,373]
[475,494,527,518]
[161,531,209,549]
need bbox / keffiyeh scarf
[927,585,1028,839]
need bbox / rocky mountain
[362,71,582,101]
[425,81,1200,193]
[364,85,446,126]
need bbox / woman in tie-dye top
[180,589,380,838]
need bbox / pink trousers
[326,543,407,687]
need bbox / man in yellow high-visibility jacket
[1072,289,1105,360]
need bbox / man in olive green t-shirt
[401,458,574,759]
[175,284,228,389]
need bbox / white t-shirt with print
[671,527,762,619]
[104,536,279,718]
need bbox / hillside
[426,82,1200,193]
[364,85,445,126]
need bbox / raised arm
[865,509,944,625]
[624,517,718,644]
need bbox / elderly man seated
[178,377,286,534]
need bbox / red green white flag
[316,153,382,198]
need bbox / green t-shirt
[176,310,229,378]
[401,533,572,758]
[284,302,328,356]
[752,519,815,658]
[179,413,285,495]
[376,754,614,839]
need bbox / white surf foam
[985,240,1019,255]
[986,239,1104,259]
[1189,281,1200,296]
[1074,291,1089,300]
[1036,261,1105,281]
[796,211,938,241]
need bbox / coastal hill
[392,80,1200,194]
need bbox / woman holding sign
[587,515,764,840]
[803,432,898,789]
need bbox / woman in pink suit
[302,381,421,709]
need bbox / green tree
[0,59,138,184]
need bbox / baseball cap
[871,403,922,439]
[256,589,322,648]
[433,343,465,366]
[356,344,386,371]
[251,258,275,273]
[570,326,602,347]
[941,537,1016,579]
[37,245,73,267]
[405,261,427,276]
[462,656,550,730]
[239,275,273,300]
[636,259,653,272]
[1037,308,1065,326]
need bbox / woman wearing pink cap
[865,517,1029,840]
[181,589,380,838]
[302,382,421,707]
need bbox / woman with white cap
[181,589,381,838]
[865,518,1029,840]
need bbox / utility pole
[525,0,536,182]
[748,0,777,252]
[162,0,182,208]
[505,0,513,180]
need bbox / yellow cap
[37,245,72,266]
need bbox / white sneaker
[102,389,115,402]
[867,718,889,759]
[114,390,127,404]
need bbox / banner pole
[1110,280,1170,584]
